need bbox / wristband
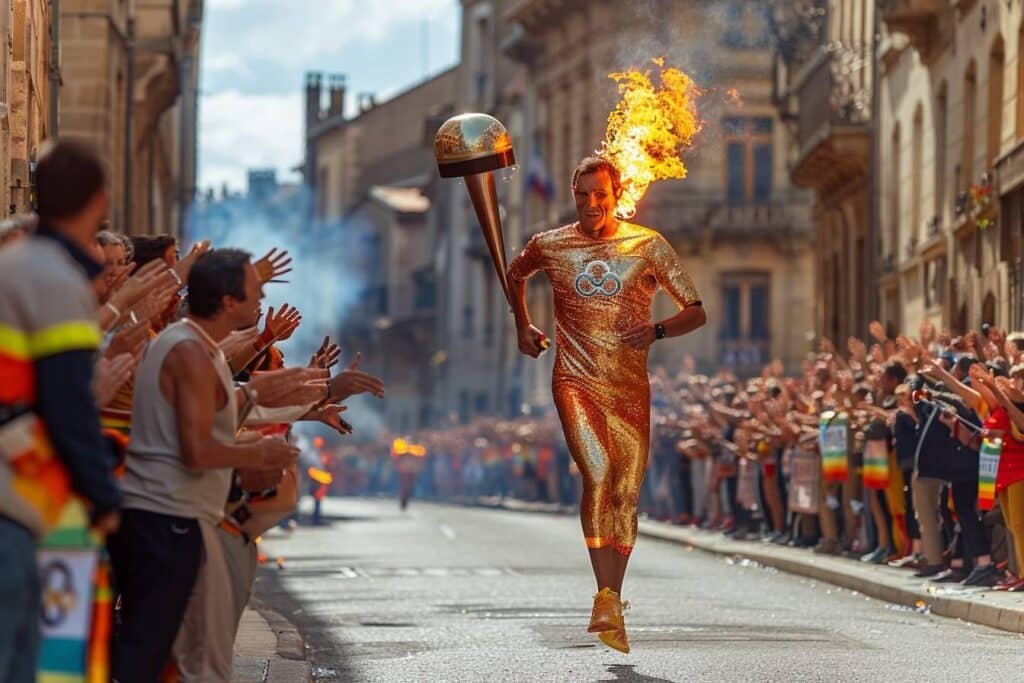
[256,328,275,349]
[104,301,121,319]
[654,323,666,340]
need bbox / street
[254,499,1024,682]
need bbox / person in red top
[970,367,1024,583]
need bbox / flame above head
[600,57,704,219]
[391,437,427,458]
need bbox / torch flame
[307,467,334,485]
[600,57,703,219]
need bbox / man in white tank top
[109,249,326,682]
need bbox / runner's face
[573,171,618,234]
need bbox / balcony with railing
[790,45,871,192]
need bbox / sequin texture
[508,222,700,552]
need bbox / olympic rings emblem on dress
[574,260,622,297]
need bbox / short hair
[34,139,107,221]
[882,361,908,384]
[571,156,622,197]
[131,234,177,267]
[96,230,122,247]
[187,248,252,318]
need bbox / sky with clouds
[198,0,460,193]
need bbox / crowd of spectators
[351,322,1024,591]
[0,139,383,682]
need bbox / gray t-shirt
[121,320,238,524]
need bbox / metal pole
[48,0,60,136]
[123,15,135,232]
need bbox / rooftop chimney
[305,72,323,130]
[328,74,346,118]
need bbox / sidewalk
[637,519,1024,634]
[232,605,312,683]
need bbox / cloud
[197,90,303,191]
[204,0,455,69]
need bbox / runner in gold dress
[508,157,706,653]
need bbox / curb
[234,604,313,683]
[637,520,1024,635]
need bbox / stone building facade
[1,0,53,215]
[877,0,1024,333]
[59,0,201,236]
[772,1,876,344]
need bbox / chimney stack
[305,72,323,130]
[328,74,346,118]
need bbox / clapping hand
[328,353,385,401]
[248,366,330,407]
[104,318,150,359]
[173,240,212,282]
[311,404,353,435]
[93,352,139,406]
[254,248,293,284]
[109,261,178,315]
[309,336,342,370]
[261,304,301,344]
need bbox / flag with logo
[37,500,105,683]
[978,437,1002,511]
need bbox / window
[719,272,771,369]
[719,272,771,343]
[462,305,474,338]
[964,61,977,188]
[989,38,1005,169]
[722,117,773,203]
[935,83,948,221]
[912,105,924,243]
[474,392,489,414]
[720,2,771,49]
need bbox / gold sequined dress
[508,222,701,554]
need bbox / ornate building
[876,0,1024,332]
[59,0,202,236]
[771,0,876,343]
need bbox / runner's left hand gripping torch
[433,113,549,352]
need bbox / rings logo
[40,560,77,627]
[574,260,622,297]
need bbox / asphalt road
[254,498,1024,682]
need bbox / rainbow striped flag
[978,437,1002,511]
[37,500,103,683]
[863,439,890,490]
[819,411,849,483]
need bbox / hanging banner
[863,438,891,490]
[819,411,849,483]
[788,448,821,514]
[978,437,1003,511]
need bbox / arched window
[988,37,1005,169]
[964,61,977,190]
[935,82,948,224]
[912,104,924,243]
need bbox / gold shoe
[587,587,621,633]
[598,600,631,653]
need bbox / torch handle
[464,172,512,305]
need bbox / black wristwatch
[654,323,666,340]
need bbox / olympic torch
[435,114,550,351]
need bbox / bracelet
[104,301,121,319]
